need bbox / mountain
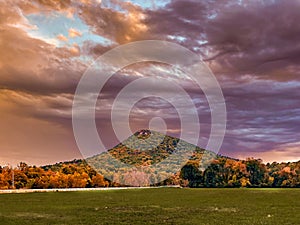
[1,130,299,189]
[85,130,230,186]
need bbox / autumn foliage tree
[1,158,300,189]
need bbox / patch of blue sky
[208,13,217,19]
[198,40,208,45]
[101,0,170,9]
[167,35,186,42]
[130,0,170,9]
[25,12,112,48]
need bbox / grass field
[0,188,299,225]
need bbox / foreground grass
[0,188,299,225]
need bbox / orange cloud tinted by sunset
[57,34,68,42]
[68,28,82,38]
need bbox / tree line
[180,158,300,188]
[0,160,109,189]
[0,158,300,189]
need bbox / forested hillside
[1,130,300,189]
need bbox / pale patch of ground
[0,185,181,194]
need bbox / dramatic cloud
[0,0,299,165]
[77,1,148,43]
[146,0,300,81]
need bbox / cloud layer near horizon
[0,0,299,165]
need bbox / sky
[0,0,299,166]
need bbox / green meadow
[0,188,299,225]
